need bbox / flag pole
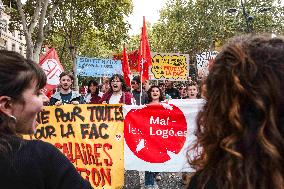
[139,18,143,106]
[140,59,143,105]
[138,16,149,105]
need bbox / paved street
[124,170,190,189]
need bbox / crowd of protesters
[44,71,203,188]
[45,72,204,107]
[38,69,204,188]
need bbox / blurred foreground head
[0,50,47,135]
[189,34,284,189]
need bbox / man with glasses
[99,74,133,105]
[165,80,180,99]
[131,76,148,105]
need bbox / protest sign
[39,48,64,96]
[123,99,204,172]
[196,51,218,79]
[26,104,124,189]
[77,57,122,77]
[151,53,189,81]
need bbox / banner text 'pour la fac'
[29,104,124,189]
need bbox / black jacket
[165,87,180,99]
[132,89,148,105]
[0,136,92,189]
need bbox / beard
[62,84,71,90]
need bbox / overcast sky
[126,0,168,35]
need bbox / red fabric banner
[128,50,139,72]
[113,50,139,72]
[122,45,131,86]
[137,16,152,82]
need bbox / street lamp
[227,0,270,33]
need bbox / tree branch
[44,0,60,34]
[34,0,60,62]
[55,6,71,45]
[37,0,49,43]
[33,0,48,56]
[28,0,42,34]
[75,25,87,47]
[34,0,59,56]
[16,0,28,37]
[16,0,33,59]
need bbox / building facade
[0,0,26,56]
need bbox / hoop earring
[9,115,17,123]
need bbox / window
[4,40,7,49]
[12,30,16,37]
[0,42,5,50]
[19,46,22,54]
[12,43,15,51]
[0,19,7,32]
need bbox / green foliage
[150,0,284,62]
[48,28,120,72]
[47,0,133,71]
[127,21,153,51]
[127,33,140,51]
[3,0,133,69]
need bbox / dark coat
[0,136,92,189]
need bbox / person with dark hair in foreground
[0,50,92,189]
[188,35,284,189]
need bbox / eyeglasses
[111,80,121,83]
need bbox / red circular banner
[124,104,187,163]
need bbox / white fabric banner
[123,99,204,172]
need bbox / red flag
[113,50,139,72]
[122,45,131,86]
[137,16,152,82]
[128,50,139,72]
[39,48,64,96]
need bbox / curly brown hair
[188,35,284,189]
[147,85,164,103]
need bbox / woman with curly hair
[188,35,284,189]
[147,85,164,104]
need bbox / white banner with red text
[123,99,204,172]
